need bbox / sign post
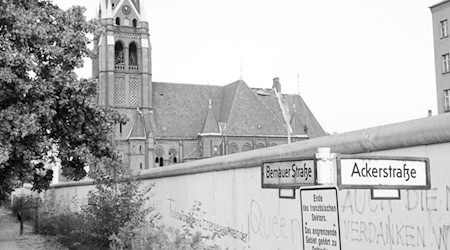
[300,186,341,250]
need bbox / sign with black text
[300,186,341,250]
[262,158,315,188]
[338,155,430,189]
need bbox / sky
[52,0,442,134]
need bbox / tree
[0,0,127,202]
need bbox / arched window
[129,42,138,68]
[139,145,142,153]
[242,143,252,152]
[115,17,120,25]
[124,18,130,26]
[114,41,124,69]
[132,19,137,28]
[169,148,177,164]
[256,143,265,149]
[229,143,238,154]
[155,147,164,167]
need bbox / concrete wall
[50,113,450,249]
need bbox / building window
[115,41,125,70]
[445,89,450,111]
[441,20,448,38]
[155,147,164,167]
[242,143,252,152]
[132,19,138,28]
[169,148,178,164]
[115,17,120,26]
[443,54,450,74]
[229,143,238,154]
[124,18,130,26]
[129,42,138,70]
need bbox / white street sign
[338,156,430,189]
[262,158,315,188]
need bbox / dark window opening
[155,157,159,163]
[159,157,164,167]
[139,145,142,153]
[174,157,177,163]
[115,17,120,25]
[140,163,142,170]
[115,41,124,67]
[132,19,137,28]
[129,42,138,66]
[119,123,122,134]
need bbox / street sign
[262,158,315,188]
[338,155,430,189]
[300,186,341,250]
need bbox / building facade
[94,0,326,171]
[431,0,450,114]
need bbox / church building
[94,0,326,171]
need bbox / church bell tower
[93,0,154,171]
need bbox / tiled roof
[151,80,326,138]
[223,80,287,136]
[152,82,222,138]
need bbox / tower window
[442,53,450,74]
[115,17,120,25]
[119,123,123,134]
[133,19,138,28]
[129,42,138,69]
[441,19,448,38]
[115,41,125,69]
[140,163,142,170]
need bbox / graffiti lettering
[248,199,301,243]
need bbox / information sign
[262,158,315,188]
[300,186,341,250]
[338,155,430,189]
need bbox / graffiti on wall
[340,187,450,250]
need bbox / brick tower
[93,0,153,171]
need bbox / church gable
[201,101,220,134]
[285,95,326,138]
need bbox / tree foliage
[0,0,127,202]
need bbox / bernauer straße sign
[262,158,315,188]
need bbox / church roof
[201,100,220,134]
[127,110,146,139]
[151,80,326,139]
